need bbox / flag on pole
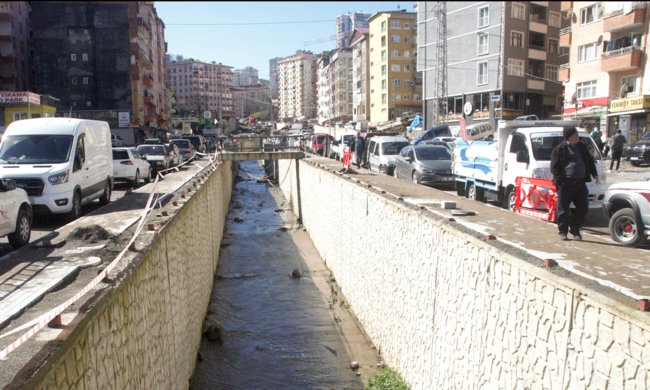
[459,116,468,141]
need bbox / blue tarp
[408,114,422,133]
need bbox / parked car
[411,124,451,145]
[169,138,194,161]
[602,180,650,247]
[625,131,650,166]
[111,134,124,147]
[136,144,172,173]
[367,135,410,175]
[112,147,152,188]
[181,134,206,156]
[433,136,456,149]
[393,144,454,187]
[0,178,32,248]
[166,143,182,167]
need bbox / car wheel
[145,168,152,183]
[99,180,111,206]
[467,183,479,201]
[609,208,645,247]
[631,161,640,167]
[412,171,419,184]
[505,187,516,211]
[66,191,82,222]
[132,169,140,188]
[393,167,399,178]
[8,208,31,248]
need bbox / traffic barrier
[513,177,557,222]
[342,146,351,172]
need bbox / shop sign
[473,110,490,119]
[0,91,40,105]
[609,95,650,113]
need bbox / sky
[155,1,417,79]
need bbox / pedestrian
[550,127,600,241]
[354,132,365,169]
[590,128,604,153]
[608,129,627,171]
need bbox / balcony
[559,27,571,47]
[601,46,642,72]
[603,6,646,33]
[143,75,154,87]
[558,64,570,82]
[560,1,572,11]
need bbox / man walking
[354,132,365,169]
[550,127,600,241]
[609,129,627,171]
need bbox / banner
[459,116,468,141]
[0,91,40,105]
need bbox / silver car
[602,180,650,247]
[393,145,454,187]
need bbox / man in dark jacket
[354,132,365,169]
[550,127,600,241]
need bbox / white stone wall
[31,162,233,389]
[278,159,650,390]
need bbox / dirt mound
[68,225,112,243]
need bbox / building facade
[167,59,234,120]
[351,28,370,123]
[369,11,421,124]
[269,57,280,99]
[336,12,371,49]
[560,1,648,142]
[232,82,270,119]
[278,50,317,120]
[0,1,30,92]
[317,51,333,124]
[330,48,353,122]
[418,1,565,130]
[233,66,259,87]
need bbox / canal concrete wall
[277,158,650,389]
[25,162,233,389]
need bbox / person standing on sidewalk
[551,127,600,241]
[354,132,365,169]
[609,129,627,171]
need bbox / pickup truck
[453,119,607,210]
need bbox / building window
[382,79,387,90]
[381,65,386,76]
[71,77,77,85]
[545,64,558,81]
[548,39,558,54]
[478,5,489,28]
[381,36,386,47]
[71,53,77,61]
[382,94,386,104]
[621,76,640,96]
[391,64,400,72]
[391,20,400,29]
[580,4,600,25]
[86,101,92,107]
[404,50,410,57]
[392,93,401,101]
[404,22,410,29]
[381,21,386,32]
[83,77,89,84]
[381,50,386,61]
[404,64,411,71]
[576,80,597,99]
[511,3,525,20]
[478,33,489,55]
[391,35,401,43]
[511,31,524,48]
[578,42,598,62]
[391,50,401,57]
[477,61,488,85]
[549,11,561,27]
[393,79,401,87]
[83,29,89,35]
[82,53,88,61]
[507,58,524,76]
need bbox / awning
[562,105,608,119]
[606,108,649,117]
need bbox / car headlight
[48,170,69,185]
[420,166,434,173]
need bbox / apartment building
[560,1,648,142]
[317,51,334,124]
[232,82,270,118]
[330,49,353,122]
[278,50,317,120]
[233,66,259,87]
[418,2,565,130]
[29,2,169,130]
[368,11,421,124]
[269,57,280,99]
[351,28,370,124]
[167,59,234,120]
[0,1,30,91]
[336,12,371,49]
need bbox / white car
[112,147,152,188]
[0,178,32,248]
[602,180,650,247]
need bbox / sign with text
[609,95,650,113]
[118,112,130,128]
[62,110,130,128]
[0,91,40,105]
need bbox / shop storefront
[562,96,609,134]
[606,95,649,143]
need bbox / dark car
[182,134,207,156]
[411,124,451,145]
[626,131,650,166]
[393,144,454,187]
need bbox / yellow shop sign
[609,95,650,113]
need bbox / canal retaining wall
[277,158,650,389]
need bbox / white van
[0,118,114,221]
[367,135,410,175]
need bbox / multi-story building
[269,57,280,99]
[418,2,565,130]
[368,11,421,124]
[330,48,353,122]
[336,12,371,49]
[167,59,234,120]
[232,82,270,119]
[317,51,334,124]
[351,28,370,124]
[0,1,30,91]
[30,2,169,130]
[233,66,259,87]
[560,1,648,142]
[278,50,317,120]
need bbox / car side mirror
[516,150,529,163]
[405,156,413,162]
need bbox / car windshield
[137,145,166,155]
[416,147,452,160]
[382,141,409,155]
[183,136,200,147]
[112,150,129,160]
[530,133,602,161]
[0,134,73,164]
[171,140,190,148]
[640,132,650,141]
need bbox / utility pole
[432,1,448,125]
